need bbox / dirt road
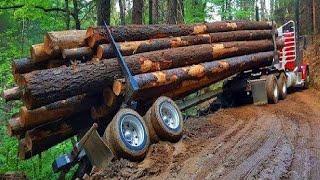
[91,89,320,180]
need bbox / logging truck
[51,20,310,177]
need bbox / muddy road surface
[91,89,320,180]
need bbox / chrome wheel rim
[282,83,287,94]
[159,101,180,130]
[120,114,145,147]
[274,82,278,99]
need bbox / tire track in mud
[91,90,320,180]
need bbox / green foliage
[0,1,74,179]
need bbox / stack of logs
[2,21,282,160]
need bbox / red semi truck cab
[277,20,310,88]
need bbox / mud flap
[80,124,114,169]
[249,79,268,105]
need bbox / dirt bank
[304,35,320,90]
[90,89,320,179]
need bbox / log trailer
[52,20,309,177]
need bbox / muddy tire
[105,108,150,161]
[147,96,183,142]
[277,73,287,100]
[265,75,279,104]
[143,109,160,143]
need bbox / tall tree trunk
[270,0,274,20]
[149,0,159,24]
[225,0,232,20]
[119,0,126,25]
[300,0,313,34]
[149,0,153,24]
[132,0,143,24]
[177,0,184,23]
[260,0,267,21]
[73,0,81,29]
[167,0,177,24]
[255,0,260,21]
[97,0,111,26]
[65,0,70,29]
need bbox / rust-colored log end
[7,117,22,137]
[96,46,104,59]
[31,43,50,62]
[19,106,28,127]
[113,79,125,96]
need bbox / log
[18,139,32,160]
[20,94,100,129]
[91,88,121,120]
[23,111,93,159]
[7,117,24,138]
[2,87,21,102]
[30,43,50,62]
[12,58,46,74]
[44,30,87,58]
[62,47,93,60]
[132,51,275,101]
[86,21,273,48]
[46,59,68,69]
[21,40,280,109]
[96,30,274,59]
[12,58,68,77]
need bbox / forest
[0,0,318,179]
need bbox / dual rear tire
[104,96,183,160]
[265,73,287,104]
[144,96,183,143]
[265,74,279,104]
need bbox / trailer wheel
[147,96,183,142]
[266,75,279,104]
[277,73,287,100]
[105,108,150,161]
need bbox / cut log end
[7,117,24,138]
[62,47,93,60]
[96,45,104,59]
[31,43,50,62]
[113,79,125,96]
[2,87,21,102]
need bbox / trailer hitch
[102,19,139,108]
[52,124,113,176]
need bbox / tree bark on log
[96,30,274,59]
[23,112,93,159]
[85,21,273,48]
[62,47,93,60]
[131,51,275,101]
[30,43,50,62]
[21,40,280,109]
[20,94,100,129]
[12,58,47,75]
[44,30,87,58]
[11,58,67,76]
[2,87,21,102]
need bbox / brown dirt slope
[304,35,320,89]
[91,89,320,180]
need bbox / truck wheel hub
[160,101,180,130]
[120,114,144,147]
